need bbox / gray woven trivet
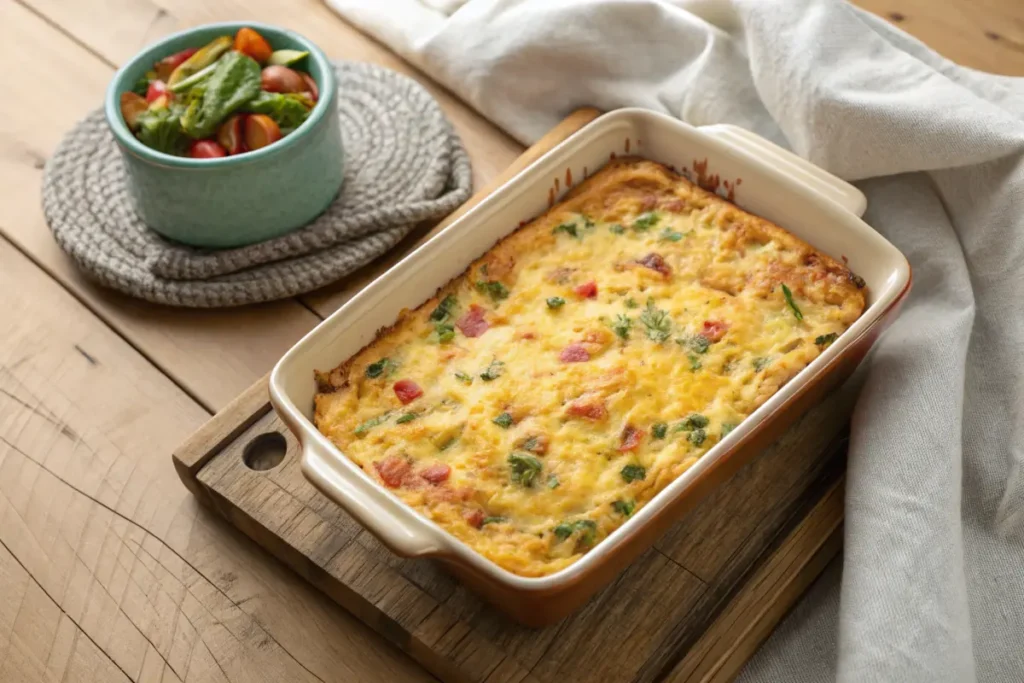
[42,61,472,308]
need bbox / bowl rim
[104,21,335,168]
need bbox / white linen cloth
[326,1,1024,680]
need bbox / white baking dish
[270,109,911,625]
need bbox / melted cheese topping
[314,159,865,577]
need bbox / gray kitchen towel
[43,61,471,307]
[326,0,1024,680]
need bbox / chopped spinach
[429,294,458,322]
[640,299,672,342]
[454,370,473,385]
[660,228,684,242]
[620,464,647,483]
[815,332,839,347]
[435,322,455,343]
[688,428,707,446]
[396,413,418,424]
[553,222,580,239]
[492,412,514,429]
[135,104,188,155]
[481,516,507,526]
[476,280,509,302]
[547,474,560,489]
[633,212,660,231]
[781,284,804,321]
[688,353,702,371]
[437,436,458,451]
[625,297,639,309]
[546,296,566,309]
[354,413,390,436]
[612,500,636,517]
[722,423,738,437]
[610,224,626,235]
[678,334,710,354]
[508,452,542,487]
[753,357,771,372]
[365,357,398,379]
[242,91,313,131]
[677,414,709,431]
[480,359,505,382]
[652,423,668,439]
[180,51,262,139]
[611,314,633,340]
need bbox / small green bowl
[105,22,344,248]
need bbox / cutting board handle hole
[243,432,287,471]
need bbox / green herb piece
[430,294,458,322]
[481,516,507,526]
[688,428,707,446]
[454,370,473,385]
[753,357,771,372]
[521,436,539,451]
[508,452,543,487]
[365,358,398,379]
[134,104,188,155]
[131,73,151,96]
[688,353,702,371]
[354,413,390,436]
[553,519,597,545]
[547,474,560,489]
[815,332,839,347]
[625,297,639,309]
[492,412,514,429]
[633,212,660,231]
[611,314,633,340]
[678,334,710,354]
[612,500,636,517]
[722,423,738,437]
[435,322,456,343]
[396,413,418,424]
[610,224,626,235]
[480,359,505,382]
[476,280,510,302]
[546,296,566,309]
[180,51,262,139]
[639,299,672,342]
[437,437,458,451]
[620,464,647,483]
[781,284,804,321]
[660,228,684,242]
[241,91,313,131]
[553,222,579,239]
[583,216,596,228]
[677,414,709,432]
[652,423,668,439]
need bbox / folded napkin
[327,0,1024,680]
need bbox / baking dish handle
[302,440,444,557]
[698,124,867,217]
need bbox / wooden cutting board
[173,109,849,683]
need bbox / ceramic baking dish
[270,109,911,626]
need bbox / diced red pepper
[574,280,598,299]
[702,320,729,342]
[145,79,171,103]
[559,343,591,363]
[393,379,423,404]
[456,304,489,338]
[637,252,672,277]
[619,424,643,451]
[464,509,485,529]
[420,463,451,484]
[566,398,608,421]
[374,456,410,488]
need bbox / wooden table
[0,1,1019,681]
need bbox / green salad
[120,27,319,158]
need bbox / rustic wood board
[174,112,852,683]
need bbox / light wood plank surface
[1,0,1021,681]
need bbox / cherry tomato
[217,114,247,155]
[234,27,273,63]
[244,114,282,151]
[300,72,319,102]
[155,47,198,81]
[119,92,148,130]
[189,140,228,159]
[260,65,306,94]
[145,79,171,103]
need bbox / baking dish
[270,109,911,626]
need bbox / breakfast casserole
[313,158,866,578]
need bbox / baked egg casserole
[314,158,866,577]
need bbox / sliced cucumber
[267,49,309,66]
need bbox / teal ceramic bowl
[105,22,343,248]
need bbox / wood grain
[0,237,435,682]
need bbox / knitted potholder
[42,61,472,308]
